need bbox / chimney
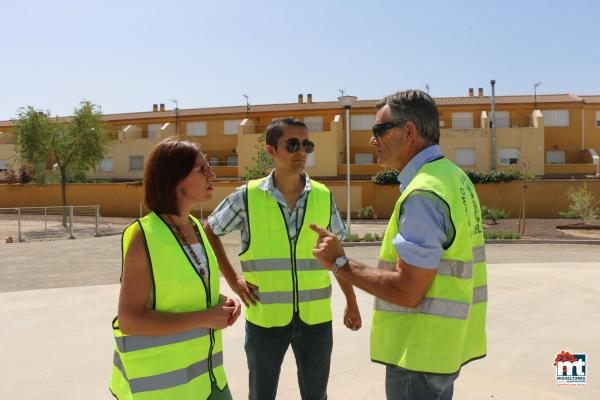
[307,93,313,103]
[478,88,484,96]
[152,104,158,112]
[298,94,304,104]
[468,88,474,97]
[159,103,165,112]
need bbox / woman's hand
[204,296,238,330]
[224,297,241,326]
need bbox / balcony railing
[441,115,533,129]
[208,157,238,167]
[242,121,331,134]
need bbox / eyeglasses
[371,122,398,139]
[191,164,212,177]
[285,138,315,154]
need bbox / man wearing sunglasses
[205,117,361,400]
[310,90,487,400]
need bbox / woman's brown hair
[144,138,201,215]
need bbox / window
[129,156,144,171]
[0,159,7,172]
[351,114,376,130]
[454,148,476,166]
[147,123,161,138]
[224,119,242,135]
[306,152,316,168]
[546,150,566,164]
[596,111,600,128]
[304,116,323,132]
[542,110,569,127]
[187,121,207,136]
[225,155,238,166]
[495,111,510,128]
[100,158,113,172]
[355,153,374,164]
[499,148,519,166]
[451,112,473,129]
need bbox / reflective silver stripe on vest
[114,351,223,394]
[115,327,210,353]
[472,285,488,304]
[374,297,471,320]
[380,259,472,279]
[379,244,486,279]
[437,260,473,279]
[241,258,322,272]
[473,246,486,264]
[297,285,332,302]
[241,258,291,272]
[296,259,324,271]
[259,285,332,305]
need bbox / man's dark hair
[376,90,440,145]
[265,117,307,147]
[144,138,201,215]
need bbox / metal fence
[0,205,123,242]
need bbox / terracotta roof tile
[1,94,598,127]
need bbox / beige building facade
[1,92,599,181]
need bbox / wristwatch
[332,255,349,274]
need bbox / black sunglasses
[371,122,398,139]
[285,138,315,154]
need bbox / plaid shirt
[208,171,347,252]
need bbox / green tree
[13,101,109,211]
[243,132,273,180]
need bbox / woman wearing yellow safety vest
[109,138,241,399]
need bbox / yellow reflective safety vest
[239,177,333,328]
[110,212,228,399]
[371,157,487,374]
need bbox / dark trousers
[385,365,459,400]
[208,382,233,400]
[244,314,333,400]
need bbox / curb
[485,239,600,245]
[343,241,382,247]
[343,239,600,246]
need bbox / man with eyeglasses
[310,90,487,400]
[205,117,361,400]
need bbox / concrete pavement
[1,234,599,399]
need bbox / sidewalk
[1,240,598,399]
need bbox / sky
[1,0,599,120]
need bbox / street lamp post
[490,79,496,171]
[533,82,542,109]
[337,95,357,234]
[169,99,179,135]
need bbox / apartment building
[1,91,599,181]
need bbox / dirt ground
[485,218,600,239]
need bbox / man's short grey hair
[376,90,440,145]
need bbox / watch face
[335,256,348,268]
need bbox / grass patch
[344,232,383,242]
[484,230,521,240]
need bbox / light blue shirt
[392,145,453,269]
